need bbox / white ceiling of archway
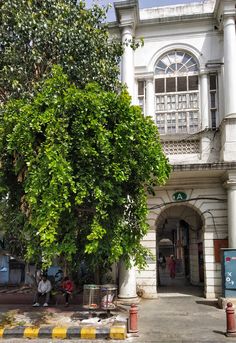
[156,204,203,230]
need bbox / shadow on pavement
[157,284,204,297]
[196,300,219,308]
[213,330,226,336]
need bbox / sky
[85,0,203,21]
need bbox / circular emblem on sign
[172,191,187,201]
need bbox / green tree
[0,0,123,102]
[0,66,171,272]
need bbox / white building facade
[112,0,236,299]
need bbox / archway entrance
[156,205,204,295]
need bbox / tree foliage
[0,66,171,270]
[0,0,171,274]
[0,0,123,102]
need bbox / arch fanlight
[155,50,199,75]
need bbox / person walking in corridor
[168,255,176,279]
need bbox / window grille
[155,51,199,135]
[162,140,200,155]
[156,111,199,134]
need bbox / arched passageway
[156,204,204,296]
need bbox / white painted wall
[113,0,236,299]
[137,177,228,298]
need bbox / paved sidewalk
[0,285,236,342]
[133,285,236,343]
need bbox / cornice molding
[222,170,236,187]
[114,0,139,29]
[224,182,236,190]
[173,162,236,172]
[215,0,236,28]
[135,72,154,80]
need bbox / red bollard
[226,302,236,337]
[129,303,138,333]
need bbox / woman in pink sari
[168,255,176,279]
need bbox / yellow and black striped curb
[0,325,127,340]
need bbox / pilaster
[145,75,155,121]
[220,118,236,161]
[200,72,209,129]
[121,25,135,100]
[224,172,236,248]
[200,71,210,162]
[223,15,236,118]
[219,2,236,161]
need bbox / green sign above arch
[172,191,187,201]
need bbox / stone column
[220,14,236,161]
[223,16,236,117]
[121,26,135,102]
[119,25,137,301]
[218,69,224,123]
[200,72,211,161]
[145,77,155,121]
[118,259,137,301]
[134,79,139,106]
[200,72,209,129]
[225,180,236,248]
[114,0,138,302]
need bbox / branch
[76,207,96,214]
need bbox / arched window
[155,50,199,135]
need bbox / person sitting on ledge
[61,276,74,306]
[33,274,52,307]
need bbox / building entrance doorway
[156,205,204,295]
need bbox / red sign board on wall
[214,239,228,263]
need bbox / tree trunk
[94,265,100,284]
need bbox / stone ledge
[218,297,236,309]
[0,324,127,340]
